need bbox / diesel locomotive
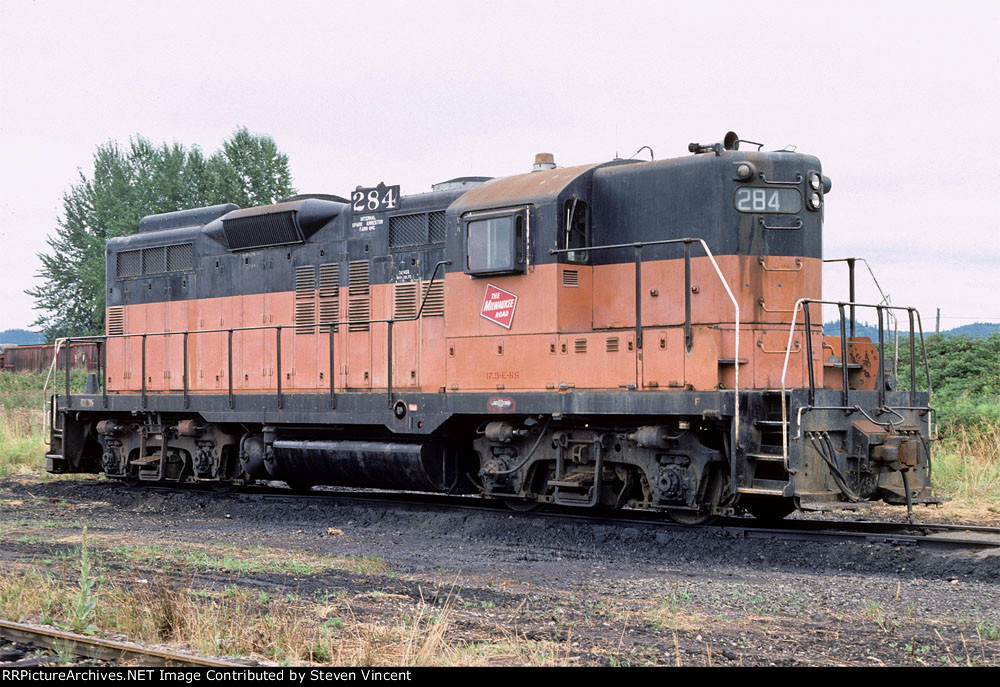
[45,132,939,522]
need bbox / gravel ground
[1,475,998,667]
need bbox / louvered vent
[574,338,587,353]
[294,266,316,335]
[393,282,419,319]
[318,263,339,332]
[606,337,619,353]
[107,307,125,336]
[420,281,445,317]
[348,260,371,332]
[223,211,302,250]
[562,269,579,287]
[428,211,446,243]
[117,250,141,277]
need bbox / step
[747,452,785,462]
[824,361,863,370]
[736,486,786,496]
[548,470,594,489]
[717,358,749,366]
[737,479,789,497]
[754,419,787,428]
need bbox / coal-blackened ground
[0,477,997,667]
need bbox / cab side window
[562,199,589,263]
[464,211,525,276]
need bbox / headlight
[809,192,822,209]
[735,162,755,180]
[809,173,821,190]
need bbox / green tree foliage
[895,333,1000,433]
[27,128,296,341]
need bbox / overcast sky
[1,0,998,331]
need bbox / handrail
[551,237,740,444]
[823,257,900,375]
[48,261,451,412]
[779,298,933,469]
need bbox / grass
[0,370,86,478]
[932,420,1000,507]
[0,545,568,666]
[104,540,389,577]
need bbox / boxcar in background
[0,342,100,374]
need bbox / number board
[350,183,399,234]
[351,183,400,214]
[733,186,802,214]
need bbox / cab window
[561,199,589,263]
[464,211,525,276]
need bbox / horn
[723,131,740,151]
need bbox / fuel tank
[270,439,450,491]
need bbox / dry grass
[933,421,1000,507]
[0,408,49,477]
[0,561,566,665]
[0,370,85,478]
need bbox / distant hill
[822,320,999,339]
[943,322,1000,337]
[0,329,45,345]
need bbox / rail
[49,261,450,418]
[779,298,933,469]
[550,237,741,444]
[0,618,251,667]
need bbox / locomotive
[45,132,939,522]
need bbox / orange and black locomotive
[46,132,939,522]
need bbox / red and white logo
[480,284,518,329]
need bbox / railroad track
[0,619,254,667]
[134,481,1000,552]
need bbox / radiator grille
[294,266,316,335]
[574,338,587,353]
[562,269,579,287]
[606,336,619,353]
[428,211,446,243]
[393,282,419,319]
[348,260,371,332]
[223,210,302,250]
[420,281,445,317]
[166,243,193,271]
[107,307,125,336]
[116,243,193,278]
[318,263,339,332]
[388,210,447,247]
[142,246,166,274]
[389,213,426,248]
[116,250,141,277]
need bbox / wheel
[744,497,795,523]
[210,481,240,494]
[666,510,717,526]
[665,466,723,526]
[499,497,546,513]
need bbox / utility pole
[936,308,940,334]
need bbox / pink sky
[1,0,998,331]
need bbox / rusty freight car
[1,342,100,374]
[44,132,939,522]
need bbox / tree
[27,128,296,341]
